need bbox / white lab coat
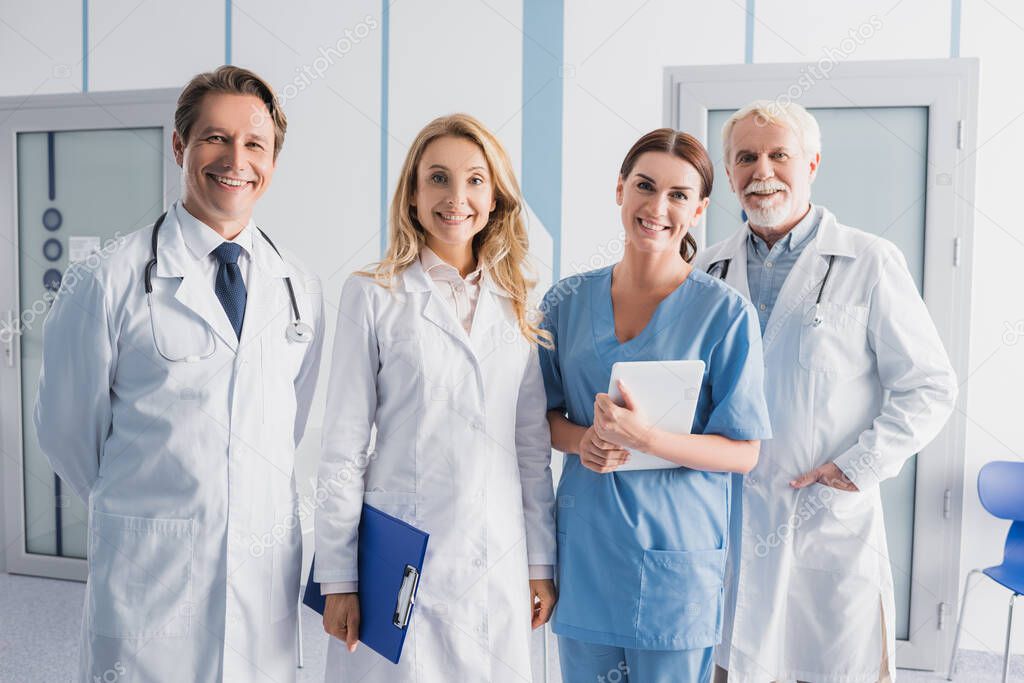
[34,205,325,683]
[694,208,957,683]
[314,261,556,682]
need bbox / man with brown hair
[35,65,324,681]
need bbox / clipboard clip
[392,564,420,629]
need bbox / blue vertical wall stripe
[225,0,232,64]
[522,0,564,281]
[950,0,962,58]
[379,0,390,256]
[81,0,88,91]
[744,0,755,63]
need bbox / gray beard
[745,196,792,229]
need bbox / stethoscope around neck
[709,254,837,327]
[144,211,314,363]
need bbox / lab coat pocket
[637,547,725,649]
[88,510,194,639]
[379,332,419,360]
[378,335,429,391]
[795,485,877,579]
[815,482,868,521]
[798,302,872,376]
[363,491,419,526]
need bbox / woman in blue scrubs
[540,129,772,683]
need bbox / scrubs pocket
[88,510,194,639]
[637,547,725,649]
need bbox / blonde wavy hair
[360,113,551,348]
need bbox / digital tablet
[606,360,705,471]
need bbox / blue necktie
[213,242,247,339]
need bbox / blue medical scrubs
[539,265,772,683]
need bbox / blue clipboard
[303,504,429,664]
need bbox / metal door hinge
[953,237,962,267]
[938,601,949,630]
[956,120,965,150]
[943,489,953,519]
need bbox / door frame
[664,58,978,671]
[0,88,181,581]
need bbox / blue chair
[948,461,1024,683]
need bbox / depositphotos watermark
[1002,319,1024,345]
[597,660,629,683]
[276,15,379,106]
[756,15,883,125]
[751,452,875,558]
[492,234,629,345]
[92,661,126,683]
[248,452,378,558]
[0,232,126,345]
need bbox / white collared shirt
[418,245,483,335]
[174,201,256,287]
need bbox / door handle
[2,310,17,367]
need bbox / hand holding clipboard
[304,504,428,664]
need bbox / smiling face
[726,114,819,238]
[410,135,496,255]
[616,151,709,256]
[172,92,276,236]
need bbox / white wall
[0,0,82,97]
[0,0,1020,662]
[560,0,746,273]
[958,0,1024,657]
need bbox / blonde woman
[314,114,557,682]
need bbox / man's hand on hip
[790,462,859,492]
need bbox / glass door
[1,88,180,582]
[15,128,164,564]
